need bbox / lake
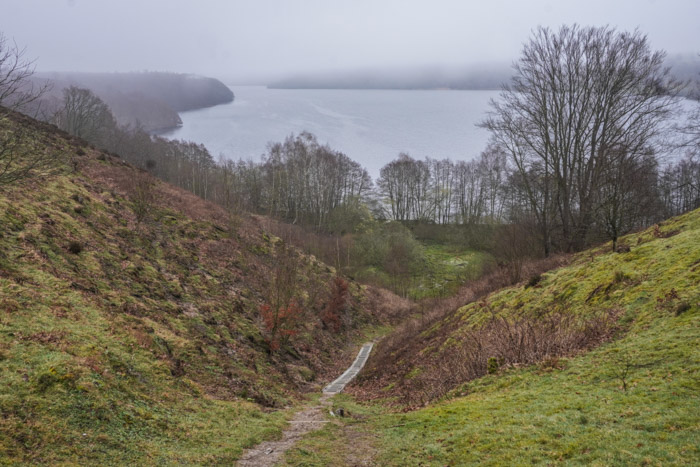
[159,86,499,178]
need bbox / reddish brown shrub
[260,300,303,352]
[321,276,349,333]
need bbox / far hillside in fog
[35,71,234,132]
[268,64,512,90]
[268,56,700,91]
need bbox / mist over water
[161,86,498,178]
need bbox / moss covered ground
[411,244,493,300]
[0,112,391,464]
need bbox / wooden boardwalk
[323,342,374,394]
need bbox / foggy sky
[2,0,699,82]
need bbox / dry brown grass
[399,308,621,406]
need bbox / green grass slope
[291,209,700,465]
[0,111,393,464]
[411,244,493,300]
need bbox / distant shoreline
[153,91,236,136]
[36,71,234,133]
[266,86,502,91]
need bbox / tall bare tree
[481,25,682,254]
[0,32,55,185]
[54,86,117,144]
[0,33,49,112]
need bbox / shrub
[260,300,303,352]
[129,172,156,223]
[375,307,619,406]
[0,298,20,312]
[526,274,542,288]
[656,288,680,312]
[674,301,691,316]
[613,270,627,283]
[321,276,349,333]
[616,243,631,253]
[540,356,563,371]
[67,241,82,254]
[487,357,501,374]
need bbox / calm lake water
[160,86,499,178]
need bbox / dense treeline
[47,84,699,258]
[376,148,699,251]
[44,87,373,230]
[268,56,699,92]
[254,133,372,228]
[378,147,507,224]
[36,71,234,111]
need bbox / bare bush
[260,244,304,352]
[0,34,56,186]
[355,254,575,404]
[127,170,156,223]
[402,308,620,406]
[320,276,349,333]
[365,254,569,375]
[493,221,540,283]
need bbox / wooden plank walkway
[323,342,374,394]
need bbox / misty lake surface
[160,86,499,177]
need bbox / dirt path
[237,343,374,466]
[237,394,332,466]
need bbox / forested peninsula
[34,71,234,132]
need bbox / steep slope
[309,209,697,465]
[0,111,401,464]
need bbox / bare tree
[658,152,700,216]
[681,68,700,156]
[0,33,49,112]
[595,149,659,251]
[129,170,157,224]
[378,154,434,222]
[260,244,304,352]
[256,132,371,229]
[481,25,682,255]
[378,153,413,221]
[53,86,117,144]
[0,32,55,185]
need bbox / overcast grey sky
[2,0,699,81]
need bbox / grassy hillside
[412,244,493,299]
[0,111,400,464]
[285,209,700,465]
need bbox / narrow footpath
[237,343,374,466]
